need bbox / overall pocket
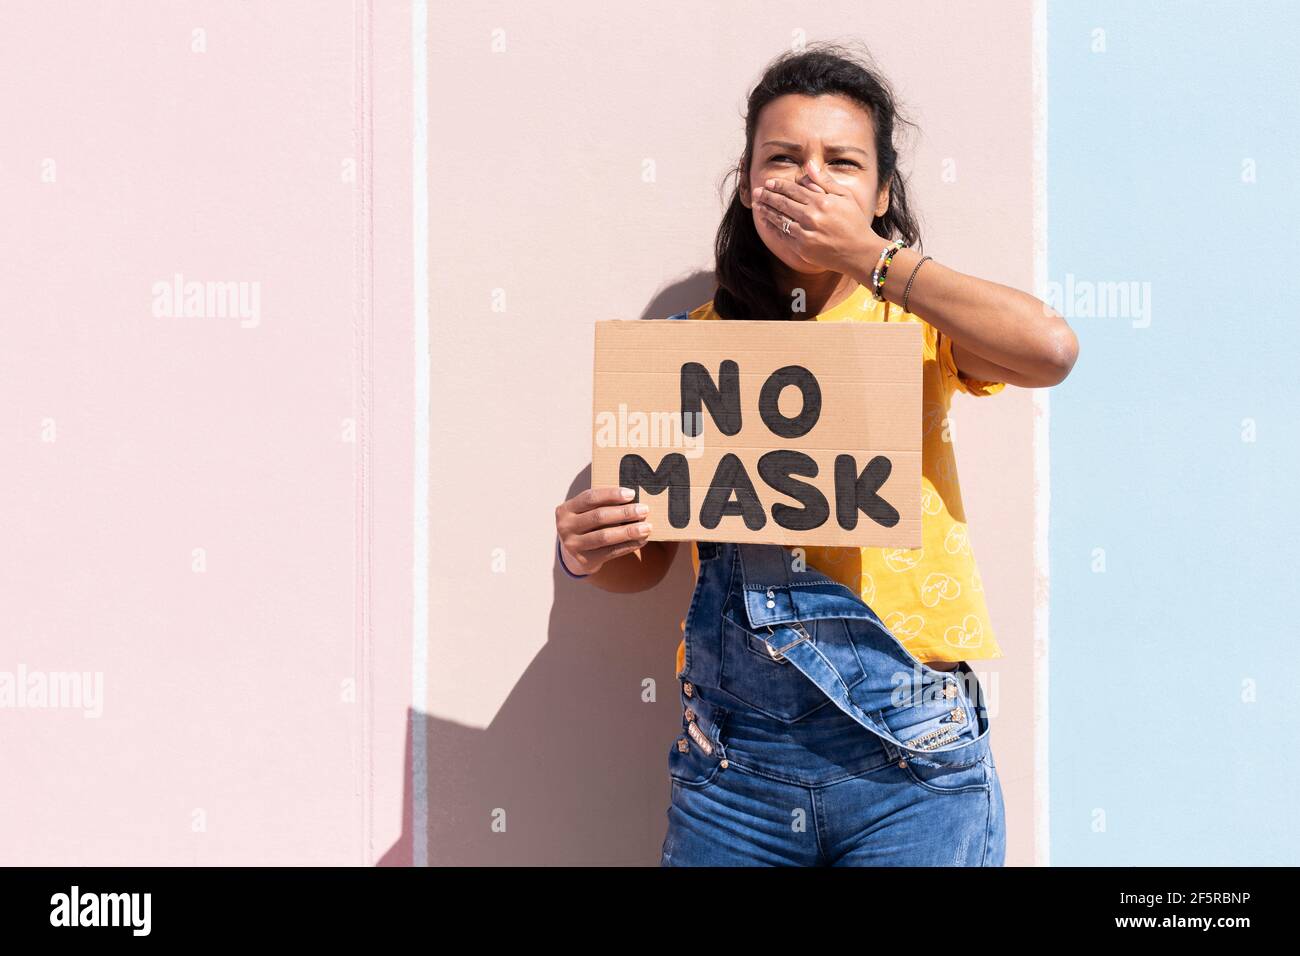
[717,611,839,722]
[889,695,977,752]
[888,673,991,794]
[900,751,992,795]
[666,685,727,789]
[666,733,725,790]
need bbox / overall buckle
[763,621,812,661]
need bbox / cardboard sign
[591,319,921,548]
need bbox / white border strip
[1030,0,1051,867]
[411,0,430,867]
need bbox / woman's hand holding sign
[555,486,655,577]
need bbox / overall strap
[732,543,978,766]
[735,543,869,629]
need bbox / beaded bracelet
[869,238,907,302]
[901,255,932,313]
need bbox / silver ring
[782,217,791,235]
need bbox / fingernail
[636,523,651,535]
[620,487,635,500]
[634,504,649,516]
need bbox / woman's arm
[578,540,680,593]
[747,164,1078,388]
[857,245,1079,388]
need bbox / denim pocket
[890,681,990,794]
[667,688,727,789]
[890,698,976,753]
[667,730,724,789]
[718,613,838,722]
[900,751,992,795]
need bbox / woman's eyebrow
[761,140,870,158]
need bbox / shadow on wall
[377,276,716,866]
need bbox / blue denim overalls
[656,309,1004,865]
[661,540,1006,866]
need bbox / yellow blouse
[675,281,1006,672]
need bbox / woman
[554,42,1077,866]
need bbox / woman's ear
[739,172,753,210]
[874,181,891,218]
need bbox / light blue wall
[1048,0,1300,864]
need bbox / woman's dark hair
[713,41,923,320]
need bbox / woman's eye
[770,154,860,168]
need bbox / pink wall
[1,0,412,865]
[2,1,1040,865]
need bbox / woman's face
[741,92,890,276]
